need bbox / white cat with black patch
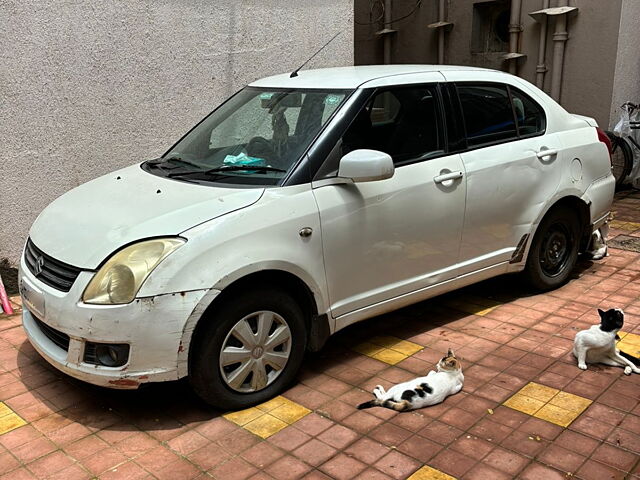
[357,349,463,412]
[573,308,640,375]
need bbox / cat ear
[597,308,606,318]
[447,348,455,357]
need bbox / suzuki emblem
[33,256,44,276]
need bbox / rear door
[452,81,563,274]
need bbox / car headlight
[82,238,185,305]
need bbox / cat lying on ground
[357,348,463,412]
[573,308,640,375]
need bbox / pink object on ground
[0,274,13,315]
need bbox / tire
[189,288,307,409]
[606,131,633,188]
[524,206,581,291]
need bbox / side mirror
[338,149,394,183]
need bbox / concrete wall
[355,0,624,126]
[0,0,354,266]
[609,0,640,129]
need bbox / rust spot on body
[108,379,140,387]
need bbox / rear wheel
[524,206,581,291]
[190,288,307,409]
[606,131,633,187]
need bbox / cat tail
[357,399,381,410]
[357,399,410,411]
[619,350,640,367]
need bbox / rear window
[511,87,546,137]
[457,84,517,147]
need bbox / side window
[342,85,443,165]
[457,83,517,147]
[510,87,546,137]
[370,91,401,125]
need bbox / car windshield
[145,87,350,185]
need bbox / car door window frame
[312,83,450,180]
[452,81,548,153]
[508,85,547,139]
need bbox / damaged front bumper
[20,257,211,389]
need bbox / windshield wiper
[146,157,202,170]
[167,164,286,178]
[163,157,202,169]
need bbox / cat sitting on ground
[573,308,640,375]
[586,225,608,260]
[357,348,463,412]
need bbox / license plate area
[20,277,46,319]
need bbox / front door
[312,84,466,323]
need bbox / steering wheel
[246,136,277,165]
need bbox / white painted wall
[0,0,354,265]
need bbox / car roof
[249,65,500,89]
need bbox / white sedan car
[20,65,614,408]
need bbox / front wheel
[190,288,307,409]
[524,206,581,291]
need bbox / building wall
[355,0,624,126]
[609,0,640,129]
[0,0,353,266]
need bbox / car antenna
[290,32,341,78]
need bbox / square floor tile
[224,396,310,439]
[503,395,545,415]
[224,407,263,426]
[371,349,407,365]
[503,382,592,427]
[353,336,423,365]
[270,401,311,424]
[617,332,640,357]
[408,465,457,479]
[0,402,26,435]
[244,415,289,439]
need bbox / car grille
[24,238,82,292]
[32,315,70,351]
[83,343,98,364]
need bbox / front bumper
[20,255,209,389]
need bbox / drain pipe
[438,0,445,64]
[550,0,569,101]
[535,0,550,89]
[384,0,392,64]
[508,0,523,74]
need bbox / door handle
[536,148,558,159]
[434,171,464,184]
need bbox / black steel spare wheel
[525,206,580,291]
[190,288,306,409]
[540,222,571,277]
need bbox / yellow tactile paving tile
[353,335,423,365]
[0,401,27,436]
[503,382,592,427]
[224,396,310,438]
[408,465,457,480]
[503,394,546,415]
[444,297,501,316]
[618,332,640,357]
[352,342,385,356]
[517,382,559,402]
[371,349,407,365]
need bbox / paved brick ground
[1,190,639,480]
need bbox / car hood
[29,164,264,269]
